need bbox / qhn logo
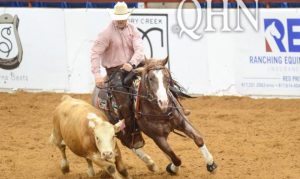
[264,18,300,53]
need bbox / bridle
[141,65,171,102]
[96,66,180,118]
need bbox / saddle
[96,72,140,122]
[95,72,144,149]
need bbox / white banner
[0,8,68,91]
[129,13,169,60]
[0,8,299,97]
[235,9,300,96]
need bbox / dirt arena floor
[0,92,299,179]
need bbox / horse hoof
[147,163,158,173]
[207,162,217,173]
[166,163,178,175]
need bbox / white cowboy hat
[109,2,132,21]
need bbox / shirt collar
[113,21,128,30]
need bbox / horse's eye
[149,77,153,81]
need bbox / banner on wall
[0,8,299,96]
[0,9,68,91]
[0,14,23,70]
[128,13,169,61]
[236,10,300,96]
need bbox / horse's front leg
[175,111,217,173]
[152,136,181,175]
[131,148,158,172]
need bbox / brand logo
[264,18,300,52]
[129,14,169,60]
[0,14,23,70]
[174,0,259,40]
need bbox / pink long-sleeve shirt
[91,22,144,79]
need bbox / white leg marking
[87,159,95,177]
[170,163,179,173]
[200,144,214,165]
[132,148,158,172]
[153,70,168,109]
[61,159,69,169]
[132,148,154,165]
[87,166,95,177]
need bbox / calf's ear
[88,121,96,129]
[114,119,125,133]
[87,113,102,129]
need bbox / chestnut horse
[92,57,217,175]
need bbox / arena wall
[0,8,299,97]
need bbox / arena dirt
[0,92,299,179]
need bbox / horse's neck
[265,26,279,52]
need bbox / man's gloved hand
[121,63,133,72]
[95,75,107,88]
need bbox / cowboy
[91,2,144,149]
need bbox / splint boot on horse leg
[107,67,145,149]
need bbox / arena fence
[0,0,300,8]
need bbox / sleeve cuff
[129,61,136,68]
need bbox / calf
[50,95,129,179]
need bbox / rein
[97,66,185,118]
[96,86,151,100]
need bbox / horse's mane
[144,59,164,71]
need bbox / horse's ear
[161,56,168,66]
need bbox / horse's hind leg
[132,148,158,172]
[176,115,217,173]
[152,136,181,174]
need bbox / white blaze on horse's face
[153,70,169,111]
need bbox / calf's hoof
[61,165,70,174]
[60,160,70,174]
[207,162,217,173]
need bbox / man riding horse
[91,2,189,149]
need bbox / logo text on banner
[129,14,169,60]
[264,18,300,52]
